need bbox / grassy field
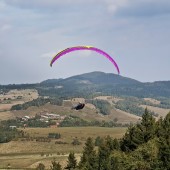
[0,90,169,169]
[0,90,140,123]
[0,89,38,121]
[0,127,126,169]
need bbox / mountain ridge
[39,72,170,98]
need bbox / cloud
[1,24,12,31]
[3,0,170,17]
[0,0,170,84]
[40,51,57,59]
[105,0,128,13]
[3,0,97,10]
[0,0,6,9]
[115,0,170,17]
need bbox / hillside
[39,71,170,98]
[1,72,170,98]
[1,72,170,122]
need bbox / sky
[0,0,170,84]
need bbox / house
[9,126,17,129]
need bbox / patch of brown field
[94,96,123,103]
[0,104,14,111]
[0,127,126,169]
[0,111,15,120]
[0,127,126,156]
[108,109,141,124]
[0,127,126,154]
[0,89,38,101]
[140,105,170,118]
[0,153,80,169]
[11,106,45,118]
[30,103,105,122]
[10,101,140,124]
[29,154,81,169]
[143,98,160,105]
[0,101,23,111]
[0,157,39,169]
[63,100,73,107]
[85,103,96,109]
[63,98,85,107]
[71,98,85,103]
[0,140,82,155]
[0,89,39,120]
[28,154,75,169]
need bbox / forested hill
[39,71,170,98]
[1,72,170,98]
[41,72,140,85]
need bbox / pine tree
[78,137,98,170]
[155,116,164,138]
[121,108,156,152]
[65,152,77,170]
[158,112,170,169]
[36,163,45,170]
[140,108,156,142]
[95,136,103,146]
[121,124,143,151]
[51,160,62,170]
[98,138,112,170]
[112,138,120,150]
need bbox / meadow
[0,127,126,169]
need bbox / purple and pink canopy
[50,46,120,74]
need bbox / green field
[0,127,126,169]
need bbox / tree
[140,108,156,142]
[79,137,98,170]
[72,138,81,145]
[65,152,77,169]
[51,160,62,170]
[97,136,120,170]
[158,112,170,169]
[98,139,112,170]
[36,163,45,170]
[112,138,120,150]
[121,124,143,151]
[121,108,156,152]
[95,136,103,146]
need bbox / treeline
[64,109,170,170]
[11,97,63,110]
[86,99,112,115]
[41,109,170,170]
[26,118,55,128]
[115,97,157,116]
[0,122,25,143]
[150,97,170,109]
[0,84,37,91]
[36,83,96,99]
[60,116,129,127]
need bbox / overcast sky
[1,0,170,84]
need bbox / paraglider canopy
[50,46,120,74]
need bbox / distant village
[10,112,67,129]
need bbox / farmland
[0,127,126,169]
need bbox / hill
[39,71,170,98]
[1,72,170,122]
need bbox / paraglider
[72,103,85,110]
[50,46,120,74]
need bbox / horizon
[1,1,170,84]
[1,71,170,85]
